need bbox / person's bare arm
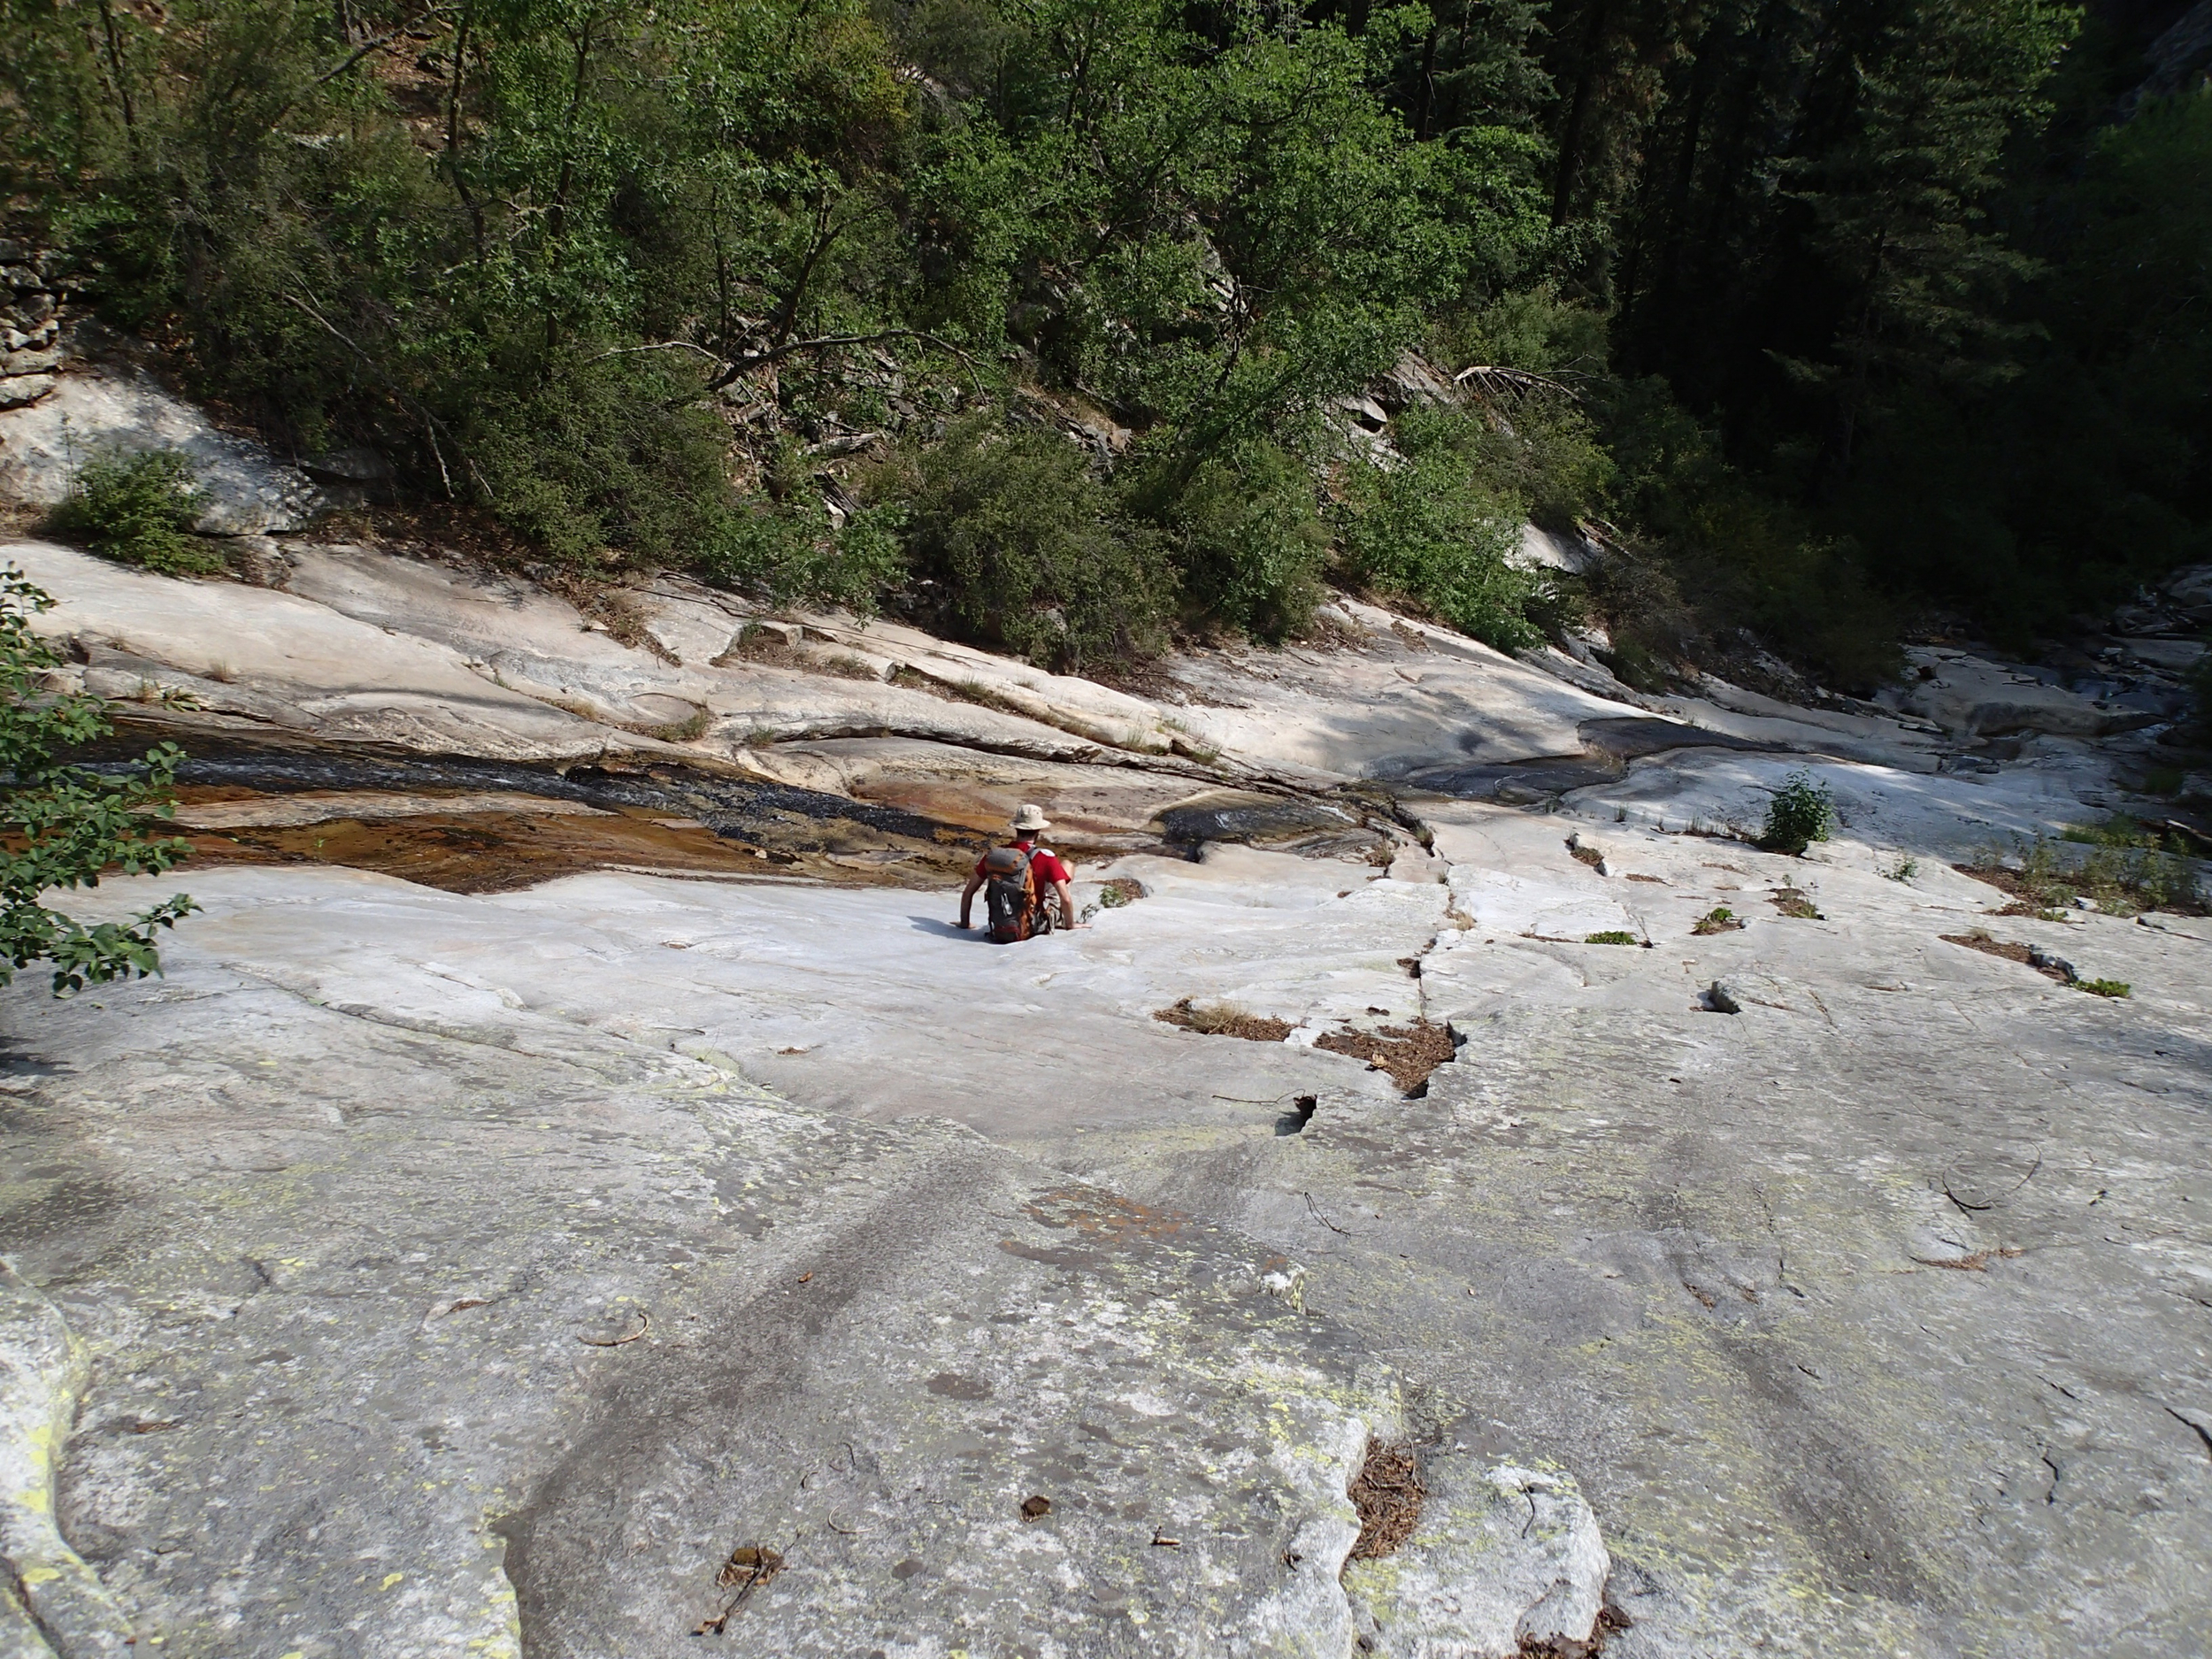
[957,872,983,928]
[1054,879,1088,928]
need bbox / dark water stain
[1391,756,1621,803]
[926,1371,994,1402]
[1394,718,1776,803]
[91,721,984,894]
[0,1175,130,1248]
[1577,718,1769,763]
[1154,791,1350,844]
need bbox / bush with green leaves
[1762,770,1837,855]
[1141,440,1328,644]
[2032,819,2203,915]
[878,418,1171,668]
[468,356,744,571]
[45,451,221,576]
[702,495,910,615]
[0,568,196,993]
[1336,406,1548,650]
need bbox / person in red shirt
[957,803,1087,934]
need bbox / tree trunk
[1551,0,1615,227]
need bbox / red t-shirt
[975,840,1071,887]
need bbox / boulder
[0,367,324,534]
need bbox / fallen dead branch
[695,1542,785,1633]
[578,1310,649,1347]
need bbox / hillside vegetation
[2,0,2206,687]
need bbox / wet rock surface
[1,522,2208,1657]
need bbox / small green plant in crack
[649,709,712,742]
[1964,833,2205,918]
[2137,766,2185,798]
[1584,930,1640,946]
[2078,978,2131,999]
[1770,887,1824,920]
[1881,856,1918,882]
[1761,770,1835,855]
[1692,907,1742,935]
[1095,878,1144,909]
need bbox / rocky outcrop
[2123,0,2212,114]
[0,1265,134,1657]
[1346,1461,1612,1657]
[8,773,2209,1655]
[0,242,71,411]
[0,369,324,534]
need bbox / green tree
[1779,0,2078,481]
[0,569,196,993]
[880,416,1172,667]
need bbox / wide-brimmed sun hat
[1011,803,1051,833]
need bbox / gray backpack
[982,846,1051,943]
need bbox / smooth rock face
[1900,648,2152,739]
[9,540,643,759]
[0,1265,132,1657]
[0,511,2208,1657]
[7,803,2208,1656]
[0,889,1425,1659]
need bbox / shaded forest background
[2,0,2207,692]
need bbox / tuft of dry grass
[712,624,800,668]
[1769,887,1824,919]
[540,572,678,664]
[1153,998,1293,1042]
[649,708,713,742]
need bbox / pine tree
[1778,0,2078,481]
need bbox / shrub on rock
[46,450,223,576]
[1761,769,1836,855]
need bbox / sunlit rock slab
[10,787,2212,1655]
[1559,747,2136,859]
[6,540,635,760]
[0,917,1416,1659]
[1048,802,2212,1656]
[61,851,1434,1141]
[0,534,2097,835]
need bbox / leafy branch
[0,566,196,995]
